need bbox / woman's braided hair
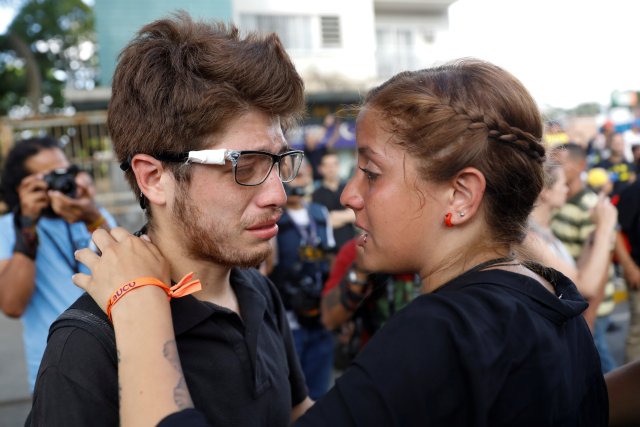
[364,58,545,245]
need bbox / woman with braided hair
[74,59,608,426]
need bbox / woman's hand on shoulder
[72,227,170,314]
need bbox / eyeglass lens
[234,152,303,185]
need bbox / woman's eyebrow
[358,146,388,163]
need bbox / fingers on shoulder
[72,272,92,291]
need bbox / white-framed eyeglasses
[121,149,305,187]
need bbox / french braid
[456,106,545,163]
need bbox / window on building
[376,27,415,78]
[239,14,312,51]
[320,16,341,48]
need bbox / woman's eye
[358,166,379,182]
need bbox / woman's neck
[420,246,513,294]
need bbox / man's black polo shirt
[27,268,308,426]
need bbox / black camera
[41,165,79,218]
[43,165,78,198]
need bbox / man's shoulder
[45,294,116,366]
[31,295,119,424]
[37,294,117,390]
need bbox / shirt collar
[170,268,267,336]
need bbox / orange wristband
[106,272,202,321]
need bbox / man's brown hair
[108,12,305,208]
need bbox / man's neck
[148,224,238,312]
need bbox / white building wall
[233,0,378,92]
[375,13,450,80]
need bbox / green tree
[0,0,96,116]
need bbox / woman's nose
[340,176,364,211]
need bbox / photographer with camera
[0,136,115,390]
[320,236,420,369]
[267,160,336,400]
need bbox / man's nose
[259,165,287,207]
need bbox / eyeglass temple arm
[120,150,228,171]
[186,149,227,165]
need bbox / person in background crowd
[267,161,336,400]
[631,144,640,170]
[542,120,569,148]
[524,157,617,329]
[613,178,640,363]
[74,58,608,427]
[550,142,618,372]
[312,150,356,251]
[0,136,115,391]
[26,15,313,426]
[596,131,637,198]
[303,114,340,184]
[622,123,640,163]
[320,235,419,368]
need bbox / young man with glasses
[27,14,313,426]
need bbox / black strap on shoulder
[49,308,117,365]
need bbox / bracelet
[13,210,39,259]
[106,272,202,321]
[86,215,106,233]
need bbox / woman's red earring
[444,212,454,228]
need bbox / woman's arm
[73,228,194,427]
[572,195,618,299]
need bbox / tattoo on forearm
[173,377,192,409]
[163,340,193,409]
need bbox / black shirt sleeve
[27,327,119,426]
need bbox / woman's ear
[448,167,486,225]
[130,154,169,208]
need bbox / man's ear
[130,154,169,207]
[447,167,486,226]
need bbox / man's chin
[190,245,271,270]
